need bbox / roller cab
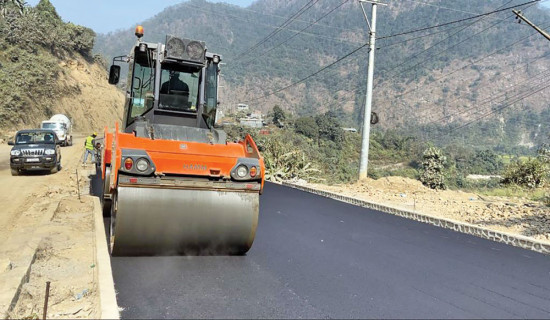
[102,27,265,256]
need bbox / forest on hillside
[94,0,550,151]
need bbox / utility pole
[358,0,386,180]
[513,10,550,41]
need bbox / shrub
[501,158,548,188]
[256,133,321,183]
[420,146,447,190]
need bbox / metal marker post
[43,281,50,320]
[76,169,81,200]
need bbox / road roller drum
[110,186,259,256]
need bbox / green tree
[467,149,503,175]
[315,111,343,144]
[294,116,319,141]
[272,105,286,127]
[35,0,59,20]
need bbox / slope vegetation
[0,0,123,135]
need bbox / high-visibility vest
[85,136,94,150]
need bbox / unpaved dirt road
[0,137,101,319]
[0,140,84,244]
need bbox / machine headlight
[236,165,248,178]
[45,149,55,155]
[136,158,149,172]
[10,150,21,156]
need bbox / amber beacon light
[135,25,144,38]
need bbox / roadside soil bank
[0,57,124,138]
[299,177,550,242]
[0,137,101,319]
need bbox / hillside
[95,0,550,142]
[0,0,123,135]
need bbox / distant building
[239,112,264,128]
[239,118,263,128]
[237,103,249,112]
[342,127,358,133]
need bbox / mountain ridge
[93,0,550,146]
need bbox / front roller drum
[110,186,259,256]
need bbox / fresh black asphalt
[107,182,550,319]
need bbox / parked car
[8,129,62,176]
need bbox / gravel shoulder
[301,176,550,242]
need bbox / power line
[369,49,550,126]
[439,82,550,137]
[307,19,550,129]
[383,15,513,87]
[238,0,542,106]
[417,58,550,123]
[400,0,519,23]
[235,0,321,60]
[238,20,492,104]
[430,69,550,126]
[308,15,550,117]
[374,0,517,89]
[389,23,550,103]
[229,0,362,34]
[376,0,540,40]
[242,42,370,104]
[374,23,475,49]
[235,0,350,65]
[179,2,364,48]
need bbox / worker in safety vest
[82,132,97,166]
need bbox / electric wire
[275,23,550,130]
[228,0,361,33]
[235,0,321,61]
[242,42,370,104]
[376,0,540,40]
[374,0,517,90]
[234,0,350,66]
[436,82,550,138]
[239,1,541,104]
[179,2,363,47]
[400,0,519,22]
[431,68,550,126]
[389,22,550,104]
[414,53,550,121]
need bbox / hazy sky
[26,0,550,34]
[25,0,256,34]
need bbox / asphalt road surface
[107,182,550,319]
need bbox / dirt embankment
[55,59,124,133]
[302,177,550,242]
[0,138,101,319]
[0,58,124,140]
